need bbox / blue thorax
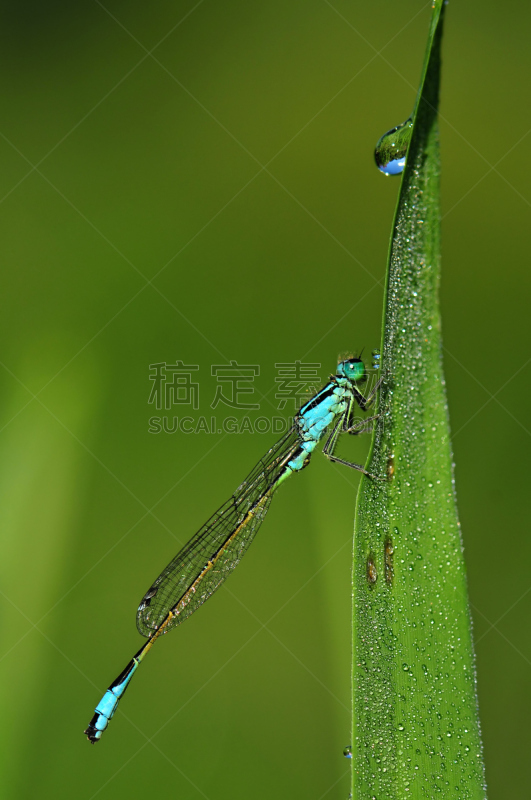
[286,358,366,474]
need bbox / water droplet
[385,537,394,585]
[371,348,381,370]
[343,745,353,758]
[374,116,413,176]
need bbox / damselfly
[84,356,382,743]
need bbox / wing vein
[136,424,301,637]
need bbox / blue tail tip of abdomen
[84,713,107,743]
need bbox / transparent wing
[136,424,302,637]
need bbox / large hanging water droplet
[374,116,413,176]
[343,745,353,758]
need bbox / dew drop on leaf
[374,116,413,175]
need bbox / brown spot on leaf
[366,554,378,585]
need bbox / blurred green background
[0,1,529,798]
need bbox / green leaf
[351,3,487,798]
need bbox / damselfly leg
[322,409,376,478]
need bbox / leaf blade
[352,3,487,798]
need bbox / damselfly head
[336,357,366,383]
